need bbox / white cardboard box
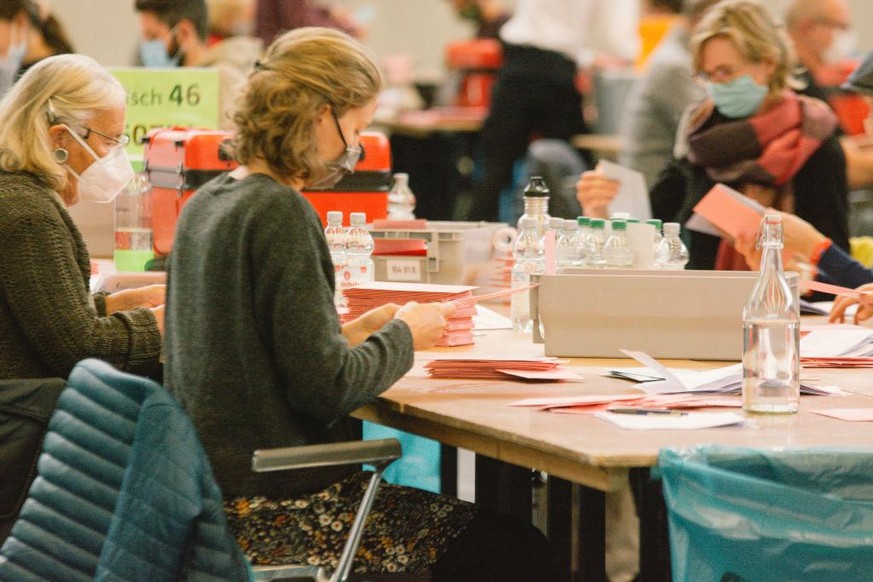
[531,269,799,361]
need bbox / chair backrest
[0,358,248,581]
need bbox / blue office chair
[0,358,404,582]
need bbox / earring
[53,148,68,163]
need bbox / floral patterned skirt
[224,470,476,574]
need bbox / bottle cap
[392,173,409,186]
[663,222,680,235]
[626,218,640,224]
[327,210,343,223]
[350,212,366,225]
[548,217,564,230]
[590,218,605,229]
[646,219,663,229]
[523,176,550,198]
[611,219,627,231]
[563,219,578,230]
[577,216,590,227]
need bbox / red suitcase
[302,131,392,226]
[143,127,237,257]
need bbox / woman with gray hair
[0,53,164,380]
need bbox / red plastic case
[143,127,237,256]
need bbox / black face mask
[308,110,363,190]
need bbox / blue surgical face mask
[139,36,180,68]
[706,74,768,119]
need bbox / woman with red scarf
[577,0,850,270]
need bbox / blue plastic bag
[362,422,441,493]
[658,446,873,582]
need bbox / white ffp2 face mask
[64,126,134,203]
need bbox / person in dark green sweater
[164,27,554,581]
[0,54,163,380]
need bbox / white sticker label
[385,259,422,281]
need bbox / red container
[302,131,392,226]
[143,127,236,256]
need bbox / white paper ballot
[596,411,748,430]
[597,159,652,220]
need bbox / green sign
[109,67,221,162]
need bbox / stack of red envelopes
[343,282,478,346]
[424,357,580,381]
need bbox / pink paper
[692,183,762,239]
[810,408,873,422]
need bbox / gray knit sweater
[164,173,413,498]
[0,171,161,379]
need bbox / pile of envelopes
[343,282,478,346]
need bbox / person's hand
[779,212,828,262]
[733,230,760,270]
[150,304,165,335]
[342,303,401,347]
[394,301,456,350]
[575,170,618,219]
[829,283,873,324]
[105,284,166,314]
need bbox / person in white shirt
[467,0,639,222]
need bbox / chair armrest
[252,438,402,473]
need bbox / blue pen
[609,407,688,416]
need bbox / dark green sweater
[164,173,413,498]
[0,172,161,379]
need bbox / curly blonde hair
[690,0,800,95]
[0,53,125,191]
[231,27,383,183]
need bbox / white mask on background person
[823,29,857,64]
[0,23,28,94]
[63,126,134,203]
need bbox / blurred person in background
[619,0,722,189]
[785,0,873,190]
[467,0,640,222]
[134,0,255,129]
[205,0,258,43]
[255,0,364,48]
[0,0,73,94]
[577,0,850,271]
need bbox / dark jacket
[0,376,64,545]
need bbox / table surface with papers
[353,326,873,492]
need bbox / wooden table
[354,329,873,580]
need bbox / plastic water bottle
[387,172,416,220]
[114,171,153,271]
[341,212,375,294]
[511,217,545,333]
[325,210,347,309]
[655,222,689,269]
[556,219,583,271]
[576,216,591,266]
[586,218,608,268]
[604,219,634,269]
[516,176,550,239]
[742,213,800,414]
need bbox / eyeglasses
[80,126,130,150]
[330,110,363,173]
[696,63,749,84]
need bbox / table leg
[547,476,573,582]
[440,444,457,497]
[473,454,532,521]
[575,484,606,581]
[633,469,671,582]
